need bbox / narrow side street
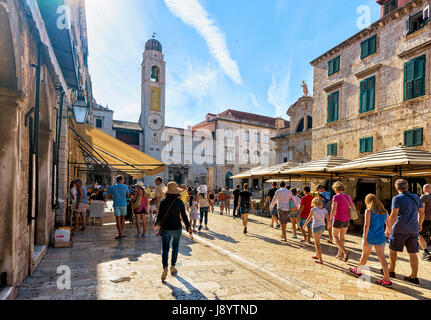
[16,206,431,300]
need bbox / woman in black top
[155,182,193,282]
[238,183,255,235]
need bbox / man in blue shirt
[108,176,130,239]
[386,179,425,285]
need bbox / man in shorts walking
[108,176,131,239]
[419,184,431,261]
[264,182,280,228]
[386,179,425,284]
[270,182,295,242]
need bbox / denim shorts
[271,206,278,216]
[114,206,127,217]
[313,225,326,234]
[367,242,386,249]
[299,217,312,229]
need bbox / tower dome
[145,38,162,53]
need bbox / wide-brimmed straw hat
[135,181,145,188]
[163,182,182,195]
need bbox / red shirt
[300,194,315,219]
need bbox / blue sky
[85,0,380,128]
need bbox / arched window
[296,118,305,133]
[225,172,233,189]
[307,116,313,130]
[151,66,160,82]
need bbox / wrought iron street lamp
[72,93,88,123]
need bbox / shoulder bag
[342,194,358,221]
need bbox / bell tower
[140,36,166,184]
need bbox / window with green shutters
[404,128,423,147]
[327,91,339,123]
[361,35,377,59]
[328,56,340,76]
[404,55,426,101]
[327,144,338,156]
[359,76,376,113]
[359,137,373,153]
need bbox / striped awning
[329,146,431,176]
[280,156,351,175]
[230,162,297,179]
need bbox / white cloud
[163,0,242,85]
[250,93,259,108]
[267,61,292,118]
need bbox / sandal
[291,235,298,239]
[404,276,420,285]
[314,259,323,265]
[349,267,363,277]
[344,250,350,263]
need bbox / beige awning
[329,146,431,176]
[281,156,351,175]
[230,162,297,179]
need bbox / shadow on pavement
[164,275,209,300]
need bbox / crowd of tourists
[70,175,431,286]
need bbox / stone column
[0,87,24,286]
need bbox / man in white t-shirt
[270,182,295,242]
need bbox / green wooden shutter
[367,137,373,152]
[405,130,413,147]
[369,36,376,55]
[361,41,368,59]
[335,56,340,73]
[404,61,415,100]
[359,139,365,153]
[334,92,339,121]
[414,56,426,97]
[328,60,333,76]
[327,95,333,122]
[368,76,375,110]
[359,80,367,113]
[333,144,337,156]
[415,128,423,146]
[327,144,331,156]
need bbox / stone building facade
[272,95,313,165]
[192,110,288,189]
[0,0,92,297]
[310,0,431,199]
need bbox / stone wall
[311,0,431,161]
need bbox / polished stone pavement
[16,206,431,300]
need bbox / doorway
[356,182,377,202]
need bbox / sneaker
[276,225,281,229]
[376,279,393,288]
[244,227,247,235]
[421,251,431,261]
[161,268,168,282]
[349,267,363,277]
[198,225,202,231]
[170,266,178,275]
[205,226,209,231]
[270,225,274,228]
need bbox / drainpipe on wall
[52,88,65,210]
[29,43,41,225]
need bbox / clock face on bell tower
[140,38,166,167]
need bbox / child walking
[187,195,199,232]
[349,194,392,287]
[304,198,329,264]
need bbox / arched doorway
[225,172,233,189]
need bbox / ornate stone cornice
[397,39,431,59]
[323,80,344,93]
[355,64,383,78]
